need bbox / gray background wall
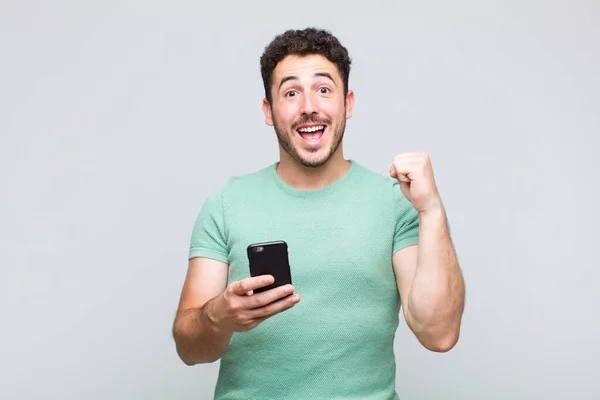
[1,1,598,399]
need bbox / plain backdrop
[1,1,599,399]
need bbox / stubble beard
[272,111,346,169]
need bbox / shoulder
[350,160,405,196]
[350,161,415,216]
[221,163,275,195]
[202,163,276,203]
[191,163,276,224]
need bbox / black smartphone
[247,240,292,294]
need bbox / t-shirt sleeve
[188,184,229,263]
[392,180,420,254]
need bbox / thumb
[400,181,411,199]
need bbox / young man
[172,27,465,399]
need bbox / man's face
[262,54,354,168]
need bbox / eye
[319,87,330,94]
[285,90,297,97]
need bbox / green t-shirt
[189,160,420,400]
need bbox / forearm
[172,298,233,365]
[406,207,464,350]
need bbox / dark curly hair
[260,27,352,104]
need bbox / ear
[345,89,355,119]
[262,98,274,126]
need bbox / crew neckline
[269,159,358,198]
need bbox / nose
[300,92,319,115]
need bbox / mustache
[291,116,331,130]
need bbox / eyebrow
[278,72,337,90]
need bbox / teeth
[298,125,324,133]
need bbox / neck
[276,149,350,191]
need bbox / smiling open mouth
[297,125,325,144]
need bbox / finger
[392,159,421,181]
[244,290,254,296]
[247,293,301,319]
[393,154,430,172]
[396,173,411,183]
[231,275,274,296]
[245,284,296,309]
[392,164,411,182]
[400,181,411,197]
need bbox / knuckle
[226,285,237,297]
[256,304,271,318]
[279,287,289,296]
[251,296,264,308]
[237,281,248,294]
[286,297,296,306]
[227,301,241,313]
[234,314,248,324]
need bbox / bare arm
[172,257,231,365]
[172,257,301,365]
[393,208,465,352]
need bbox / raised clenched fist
[390,151,443,216]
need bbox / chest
[224,195,398,305]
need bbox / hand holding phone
[209,274,300,333]
[203,240,298,334]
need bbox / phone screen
[247,240,292,293]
